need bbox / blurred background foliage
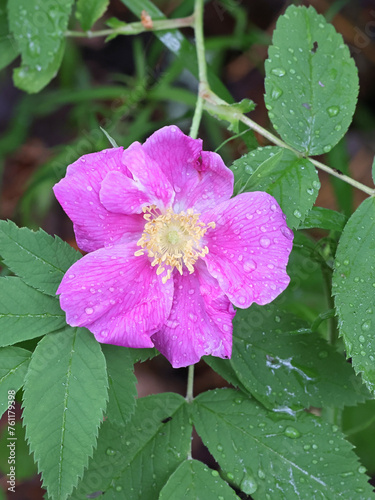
[0,0,375,497]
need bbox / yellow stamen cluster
[135,205,215,283]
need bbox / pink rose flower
[54,126,293,368]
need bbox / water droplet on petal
[281,226,293,240]
[238,296,247,305]
[85,307,94,315]
[243,260,257,273]
[260,237,271,248]
[189,312,198,322]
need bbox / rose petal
[152,262,234,368]
[142,126,233,212]
[122,141,174,210]
[201,192,293,308]
[54,148,144,252]
[99,171,151,214]
[57,244,173,348]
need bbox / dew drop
[312,180,320,189]
[271,68,286,77]
[188,289,195,295]
[258,469,266,479]
[240,475,258,495]
[284,426,301,439]
[115,485,122,492]
[211,470,219,477]
[106,447,115,456]
[217,444,223,452]
[243,260,257,273]
[189,312,198,322]
[361,321,371,331]
[318,350,328,359]
[358,466,366,474]
[271,87,283,100]
[281,226,293,240]
[86,185,93,191]
[327,105,339,117]
[293,209,302,219]
[359,335,365,343]
[275,315,281,323]
[68,274,75,279]
[238,296,246,305]
[85,307,94,315]
[260,237,271,248]
[323,145,332,153]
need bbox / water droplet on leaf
[271,68,286,77]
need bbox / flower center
[135,205,215,283]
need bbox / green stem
[186,363,195,460]
[186,364,195,403]
[190,0,208,139]
[65,15,194,38]
[203,88,375,197]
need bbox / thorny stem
[65,15,194,38]
[190,0,208,139]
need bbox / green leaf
[0,0,19,70]
[159,459,239,500]
[333,197,375,393]
[231,146,320,229]
[76,0,109,31]
[265,5,359,155]
[299,207,347,231]
[0,220,81,296]
[204,355,248,394]
[193,388,374,499]
[131,347,158,363]
[100,126,119,147]
[0,346,30,417]
[73,393,191,499]
[8,0,74,92]
[102,345,137,427]
[13,41,66,94]
[230,304,370,410]
[342,399,375,476]
[23,327,108,500]
[0,277,65,346]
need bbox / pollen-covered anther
[135,206,215,282]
